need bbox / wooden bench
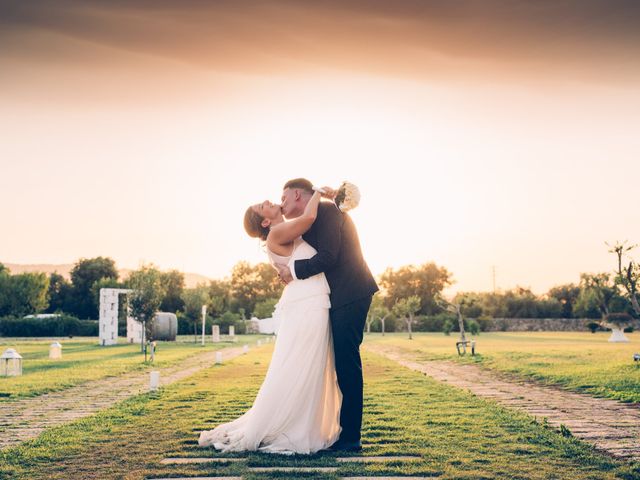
[456,340,476,356]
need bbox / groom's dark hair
[283,178,313,194]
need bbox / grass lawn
[0,345,637,479]
[364,332,640,403]
[0,335,269,401]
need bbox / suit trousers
[329,295,373,443]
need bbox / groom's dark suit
[293,201,378,443]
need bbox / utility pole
[201,305,207,346]
[492,265,497,293]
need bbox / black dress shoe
[325,439,362,452]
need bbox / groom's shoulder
[315,201,342,228]
[318,201,340,216]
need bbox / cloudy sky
[1,0,639,293]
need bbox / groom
[278,178,379,451]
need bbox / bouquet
[334,181,360,213]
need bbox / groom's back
[301,202,378,309]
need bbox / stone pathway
[152,455,428,480]
[160,456,421,465]
[365,343,640,461]
[0,345,246,451]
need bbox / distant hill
[2,263,211,288]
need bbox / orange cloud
[1,0,639,83]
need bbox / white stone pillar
[150,371,160,391]
[211,325,220,342]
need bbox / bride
[198,188,341,454]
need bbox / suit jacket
[293,202,379,309]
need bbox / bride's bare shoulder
[266,236,294,257]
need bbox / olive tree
[392,295,421,340]
[368,294,391,335]
[609,241,640,316]
[128,265,165,353]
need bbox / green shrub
[383,316,398,332]
[177,312,193,335]
[586,321,600,333]
[415,313,455,332]
[443,319,453,336]
[467,318,480,335]
[177,312,219,336]
[0,315,98,337]
[233,320,248,335]
[369,316,398,333]
[216,311,242,334]
[476,315,495,331]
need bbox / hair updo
[244,206,269,241]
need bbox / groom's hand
[276,264,294,285]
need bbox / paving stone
[366,343,640,461]
[0,345,247,451]
[150,477,242,480]
[250,466,338,472]
[336,456,421,463]
[341,477,436,479]
[161,457,245,464]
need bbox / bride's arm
[267,191,322,248]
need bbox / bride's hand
[275,264,293,285]
[318,186,337,200]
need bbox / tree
[574,287,604,319]
[609,241,640,316]
[368,294,391,335]
[128,265,165,352]
[45,273,72,313]
[503,287,540,318]
[439,296,468,342]
[462,288,563,319]
[0,272,49,317]
[577,273,618,318]
[181,285,211,342]
[229,261,283,316]
[379,263,452,315]
[0,264,10,316]
[69,257,118,319]
[253,298,278,319]
[207,279,231,316]
[547,284,581,318]
[392,295,421,340]
[160,270,186,313]
[536,296,563,318]
[217,310,242,334]
[477,292,508,318]
[453,292,483,318]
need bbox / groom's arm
[292,203,342,280]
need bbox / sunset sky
[1,1,639,293]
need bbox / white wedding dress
[198,238,342,454]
